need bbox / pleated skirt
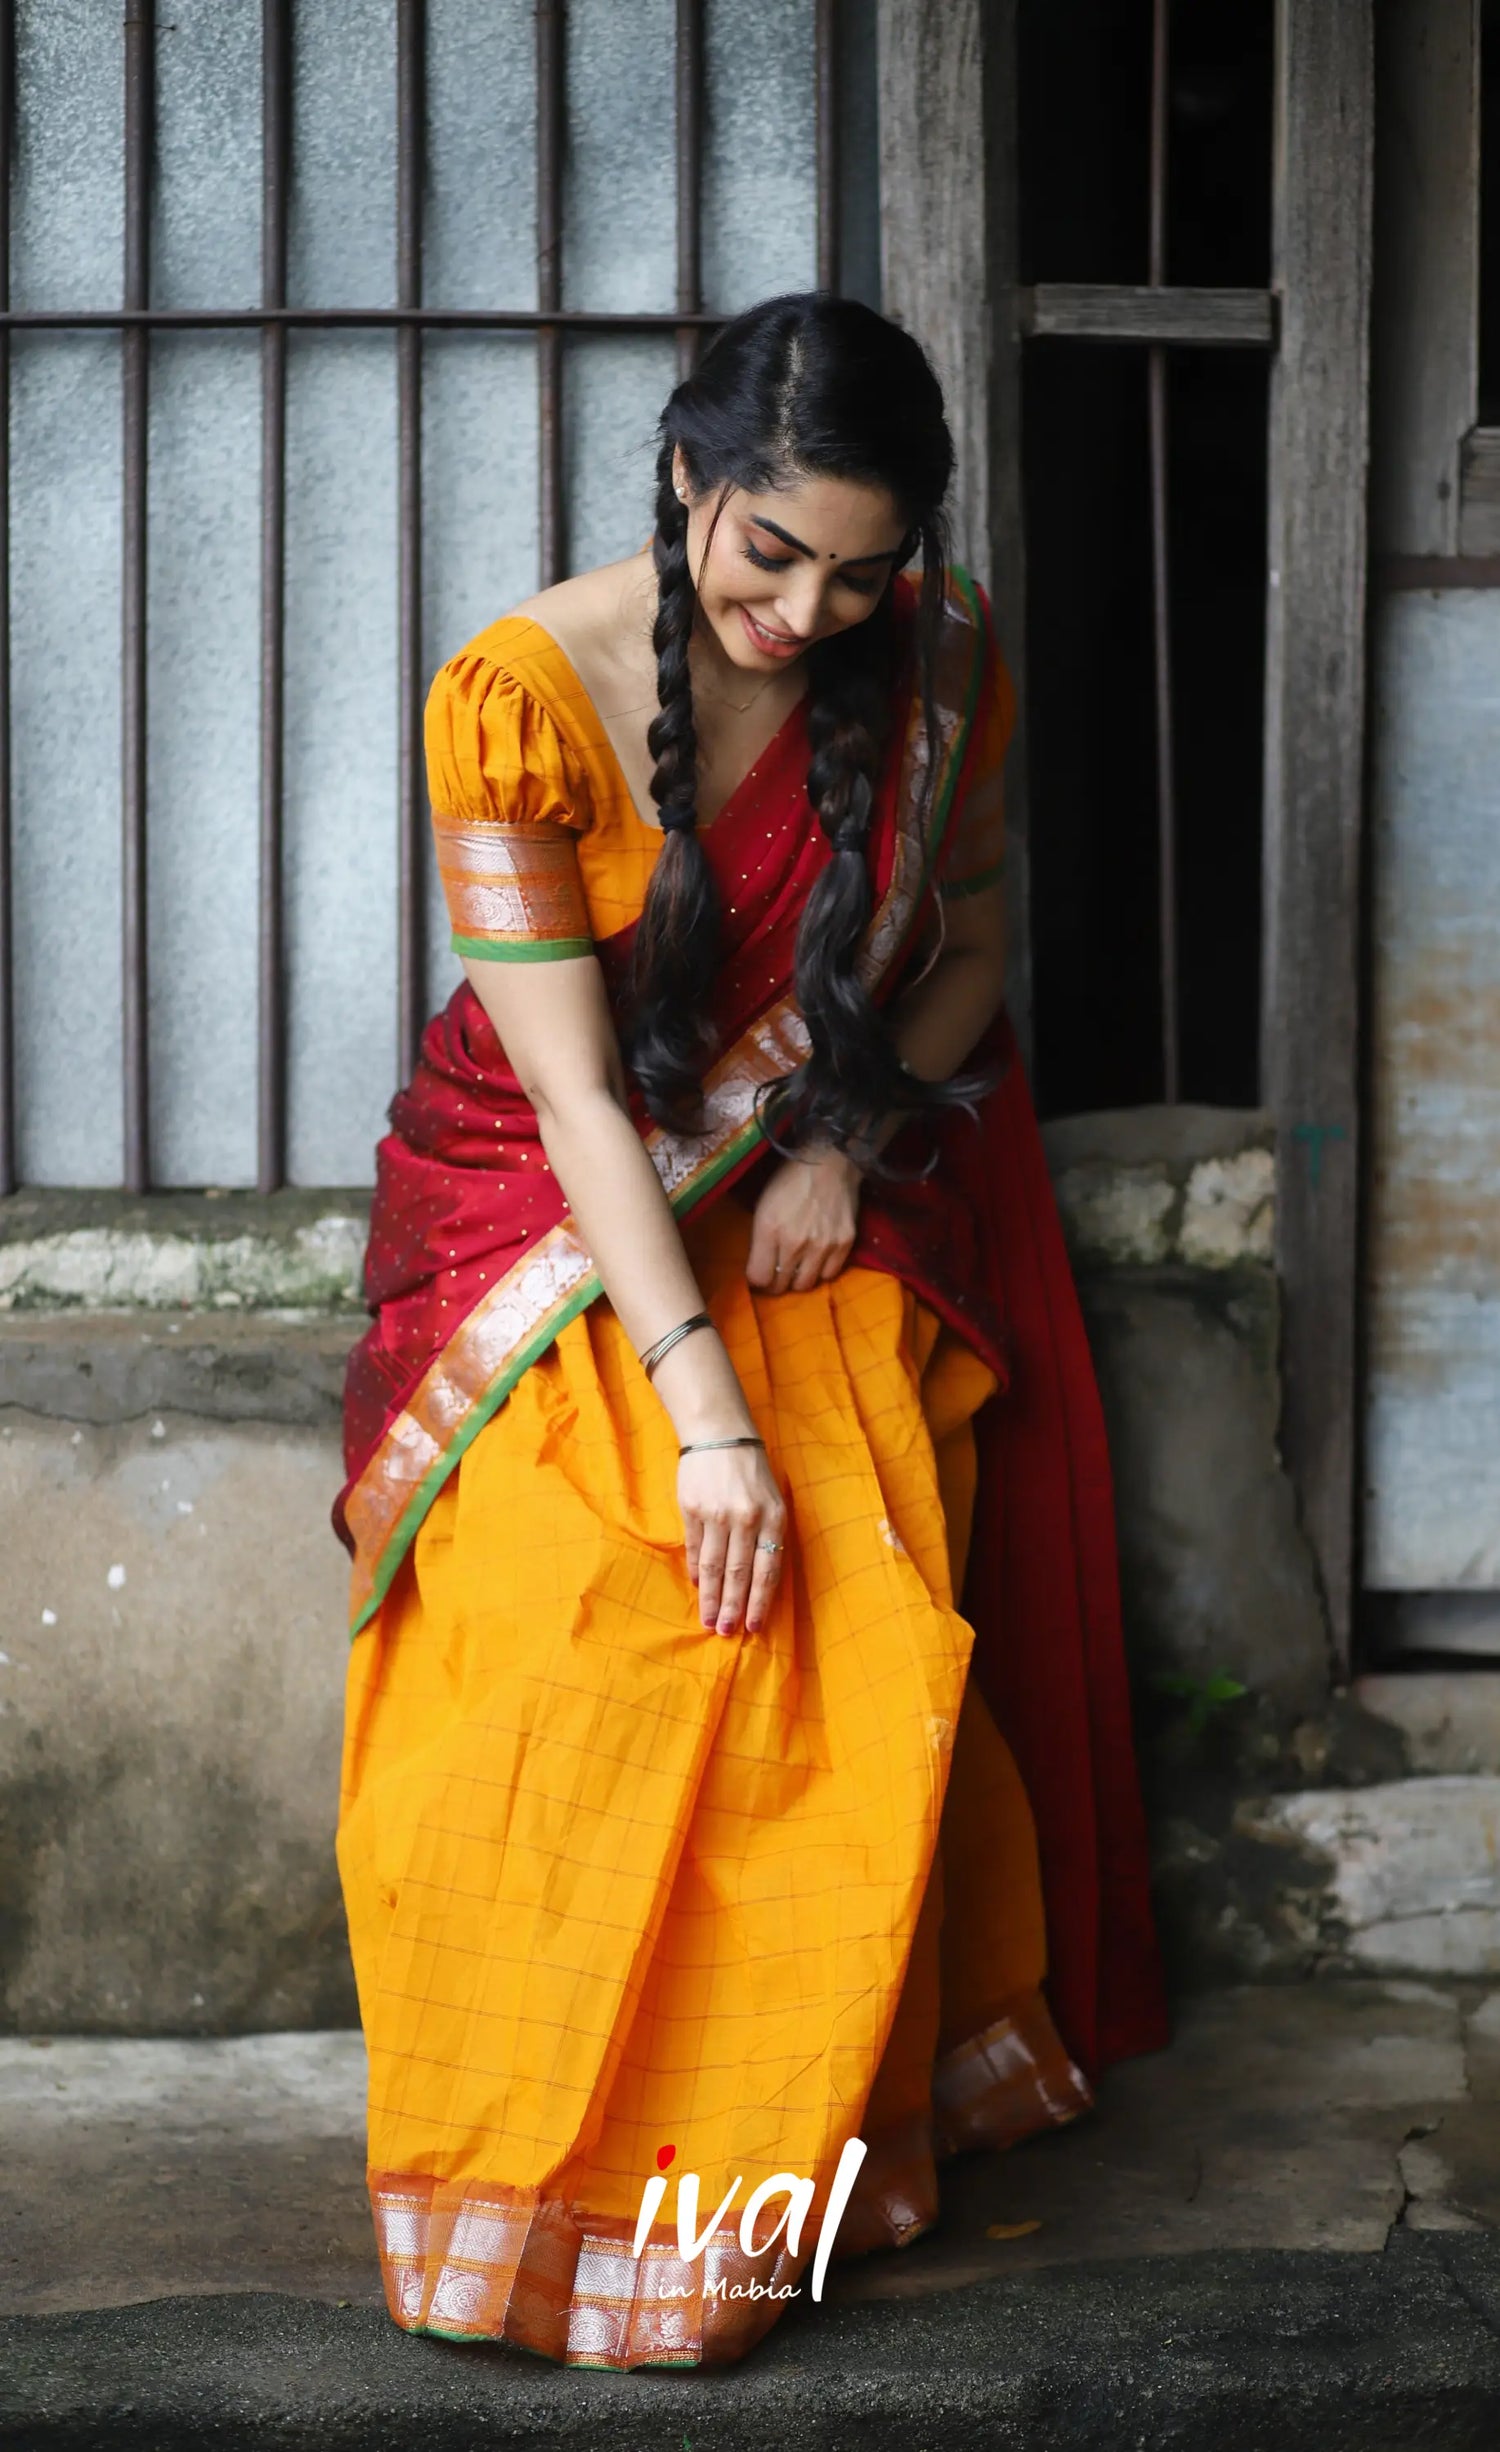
[335,1195,1091,2368]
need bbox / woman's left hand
[745,1148,862,1293]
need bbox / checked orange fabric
[339,1197,1091,2365]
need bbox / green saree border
[349,1110,767,1636]
[346,566,989,1639]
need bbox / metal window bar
[676,0,703,382]
[815,0,840,291]
[0,0,12,1197]
[259,0,290,1195]
[1146,0,1178,1103]
[121,0,152,1192]
[0,0,842,1194]
[396,0,424,1086]
[536,0,564,590]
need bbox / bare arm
[744,877,1006,1289]
[461,949,785,1635]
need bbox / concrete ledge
[1236,1778,1500,1978]
[0,1191,369,1313]
[1041,1104,1274,1272]
[1355,1674,1500,1776]
[0,1313,361,1429]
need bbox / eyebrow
[750,514,904,567]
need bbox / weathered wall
[1046,1109,1500,1992]
[1043,1107,1329,1716]
[0,1335,356,2034]
[0,1197,363,2033]
[3,1128,1498,2031]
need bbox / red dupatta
[334,567,1168,2080]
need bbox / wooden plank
[877,0,987,574]
[1261,0,1375,1668]
[1458,427,1500,556]
[1370,0,1479,557]
[982,0,1031,1072]
[1381,551,1500,589]
[1020,283,1275,349]
[877,0,1034,1060]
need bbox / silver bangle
[678,1435,766,1458]
[639,1310,714,1380]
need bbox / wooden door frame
[877,0,1376,1673]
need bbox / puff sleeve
[425,650,594,962]
[937,608,1015,901]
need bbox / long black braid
[624,292,983,1153]
[624,452,721,1126]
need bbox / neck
[688,604,808,720]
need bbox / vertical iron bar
[815,0,840,292]
[675,0,702,380]
[396,0,424,1083]
[0,0,14,1194]
[258,0,289,1192]
[1147,0,1178,1102]
[121,0,152,1189]
[536,0,564,586]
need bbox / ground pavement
[4,1980,1500,2449]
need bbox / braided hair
[625,292,974,1155]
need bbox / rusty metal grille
[0,0,848,1196]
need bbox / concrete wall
[0,1193,362,2031]
[1047,1111,1500,1992]
[1042,1107,1329,1716]
[3,1130,1497,2033]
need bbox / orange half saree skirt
[333,569,1167,2369]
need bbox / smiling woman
[332,292,1166,2372]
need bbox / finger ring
[757,1538,783,1554]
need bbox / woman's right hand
[679,1442,787,1637]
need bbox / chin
[712,609,778,667]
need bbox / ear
[671,443,692,506]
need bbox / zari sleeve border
[433,806,595,963]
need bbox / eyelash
[742,541,881,598]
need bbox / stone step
[4,1982,1500,2446]
[6,2239,1500,2452]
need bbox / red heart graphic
[656,2143,676,2171]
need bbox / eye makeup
[742,541,881,596]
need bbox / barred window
[1,0,876,1191]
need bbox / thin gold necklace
[693,665,787,715]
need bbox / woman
[333,292,1166,2372]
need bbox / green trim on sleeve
[938,859,1005,901]
[451,931,595,962]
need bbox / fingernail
[746,1617,762,1634]
[718,1615,736,1634]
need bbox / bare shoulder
[507,551,656,710]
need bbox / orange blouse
[424,581,1012,971]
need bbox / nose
[773,568,838,639]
